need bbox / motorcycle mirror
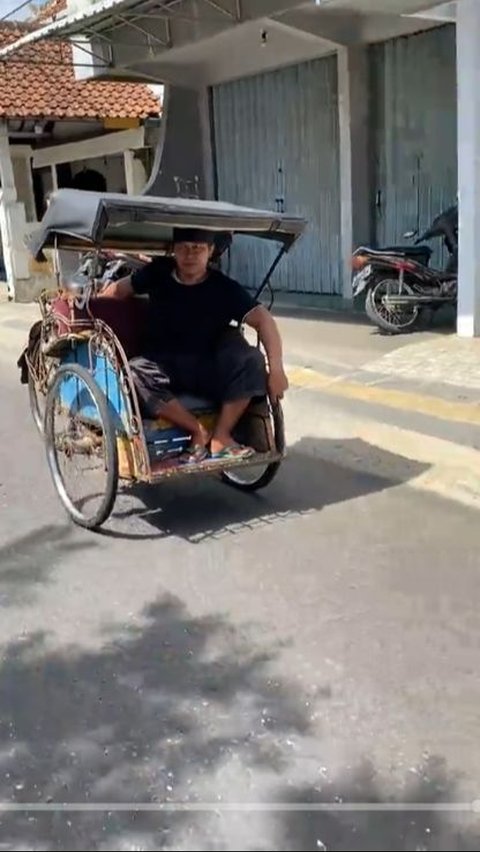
[403,230,417,239]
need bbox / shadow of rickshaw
[96,435,429,543]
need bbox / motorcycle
[352,205,458,335]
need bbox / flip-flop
[210,444,255,462]
[178,444,209,465]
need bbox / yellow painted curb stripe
[286,366,480,427]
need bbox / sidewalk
[275,308,480,412]
[0,298,37,360]
[3,298,480,507]
[2,298,480,441]
[2,299,479,412]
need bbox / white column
[456,0,480,337]
[0,122,30,300]
[24,154,36,222]
[337,46,371,301]
[198,87,215,200]
[123,149,136,195]
[51,163,58,191]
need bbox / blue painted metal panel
[59,346,204,459]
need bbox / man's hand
[99,275,134,300]
[268,364,289,401]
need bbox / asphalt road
[1,356,480,851]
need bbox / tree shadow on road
[0,523,97,607]
[273,758,480,851]
[103,436,429,543]
[0,594,311,850]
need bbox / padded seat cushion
[51,295,149,359]
[357,245,431,259]
[176,393,215,412]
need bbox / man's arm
[244,305,289,400]
[100,275,135,300]
[100,255,172,299]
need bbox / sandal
[178,444,209,465]
[210,444,255,461]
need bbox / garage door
[370,25,457,268]
[211,56,341,296]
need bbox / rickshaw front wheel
[44,363,118,530]
[221,402,285,492]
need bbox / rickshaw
[20,190,306,530]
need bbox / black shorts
[129,332,267,417]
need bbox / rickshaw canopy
[29,189,307,259]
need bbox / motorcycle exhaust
[383,294,455,305]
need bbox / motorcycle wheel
[365,278,419,335]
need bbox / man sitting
[101,228,288,463]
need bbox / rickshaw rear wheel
[221,401,285,492]
[28,365,45,435]
[44,363,118,530]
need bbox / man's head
[172,228,215,280]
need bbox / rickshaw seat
[50,297,217,415]
[51,294,149,359]
[175,394,215,412]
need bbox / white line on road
[0,801,477,812]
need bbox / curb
[1,320,480,508]
[285,365,480,428]
[1,312,480,432]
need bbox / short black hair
[172,227,215,245]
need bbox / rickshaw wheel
[44,363,118,530]
[28,345,56,436]
[221,401,285,492]
[28,365,45,434]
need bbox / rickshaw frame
[24,189,307,530]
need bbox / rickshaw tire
[27,338,47,435]
[44,363,119,530]
[221,401,285,492]
[28,366,45,435]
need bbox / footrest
[150,450,282,481]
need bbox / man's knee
[247,346,266,370]
[241,346,266,396]
[217,343,266,401]
[128,356,172,406]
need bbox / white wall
[11,155,36,222]
[71,153,126,192]
[70,151,147,193]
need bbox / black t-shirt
[131,257,258,356]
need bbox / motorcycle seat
[357,245,432,258]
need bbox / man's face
[174,241,213,277]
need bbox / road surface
[0,356,479,851]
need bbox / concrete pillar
[123,149,136,194]
[456,0,480,337]
[198,87,215,200]
[24,154,36,223]
[51,163,58,191]
[143,84,213,199]
[337,46,372,302]
[0,122,31,301]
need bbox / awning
[0,0,450,64]
[0,0,184,61]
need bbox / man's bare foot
[179,422,211,465]
[191,422,210,450]
[210,432,233,455]
[210,433,254,459]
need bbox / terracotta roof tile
[34,0,68,22]
[0,4,162,121]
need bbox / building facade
[1,1,477,336]
[0,1,161,300]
